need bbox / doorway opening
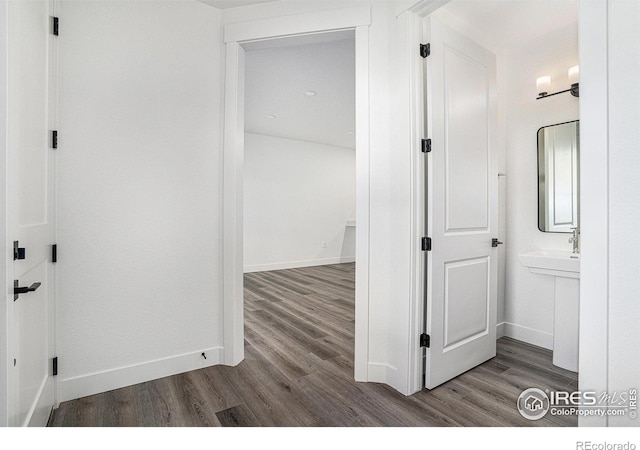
[415,0,580,393]
[242,32,358,376]
[221,6,372,381]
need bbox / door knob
[492,238,504,248]
[13,280,41,301]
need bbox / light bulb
[568,66,579,85]
[536,76,551,96]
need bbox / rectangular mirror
[538,120,580,233]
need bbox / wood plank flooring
[48,263,578,427]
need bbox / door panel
[444,48,490,233]
[424,16,498,389]
[7,0,56,426]
[443,257,489,349]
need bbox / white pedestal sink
[518,250,580,278]
[518,250,580,372]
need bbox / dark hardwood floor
[48,263,578,427]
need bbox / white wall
[55,1,224,401]
[243,133,355,272]
[503,21,579,349]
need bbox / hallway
[49,264,577,427]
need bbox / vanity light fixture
[536,66,579,100]
[536,76,551,97]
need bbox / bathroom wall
[504,22,579,349]
[243,133,356,272]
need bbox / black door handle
[13,281,41,301]
[492,238,504,248]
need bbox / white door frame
[0,0,9,427]
[396,0,452,396]
[221,6,372,381]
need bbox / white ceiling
[198,0,276,9]
[244,32,355,149]
[436,0,578,51]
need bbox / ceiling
[198,0,276,9]
[244,32,355,149]
[436,0,578,51]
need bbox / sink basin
[518,250,580,278]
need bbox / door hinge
[421,138,431,153]
[420,333,431,348]
[51,244,57,263]
[52,357,58,376]
[13,241,26,261]
[51,17,59,36]
[51,130,58,149]
[420,43,430,58]
[421,237,432,251]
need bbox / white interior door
[423,16,498,390]
[6,0,56,426]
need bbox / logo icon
[517,388,550,420]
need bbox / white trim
[400,0,452,18]
[352,24,370,382]
[56,347,223,403]
[578,0,609,427]
[496,321,505,339]
[26,376,54,427]
[399,9,426,396]
[222,41,245,367]
[406,1,452,396]
[411,0,451,16]
[0,0,9,428]
[224,6,371,43]
[244,257,355,273]
[222,9,372,381]
[367,362,397,384]
[502,322,553,351]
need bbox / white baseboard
[243,256,355,273]
[496,321,506,339]
[56,346,223,403]
[502,322,553,350]
[25,375,55,427]
[367,362,396,383]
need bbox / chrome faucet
[569,227,580,253]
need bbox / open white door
[423,17,498,390]
[6,0,56,426]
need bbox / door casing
[222,6,372,380]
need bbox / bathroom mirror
[538,120,580,233]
